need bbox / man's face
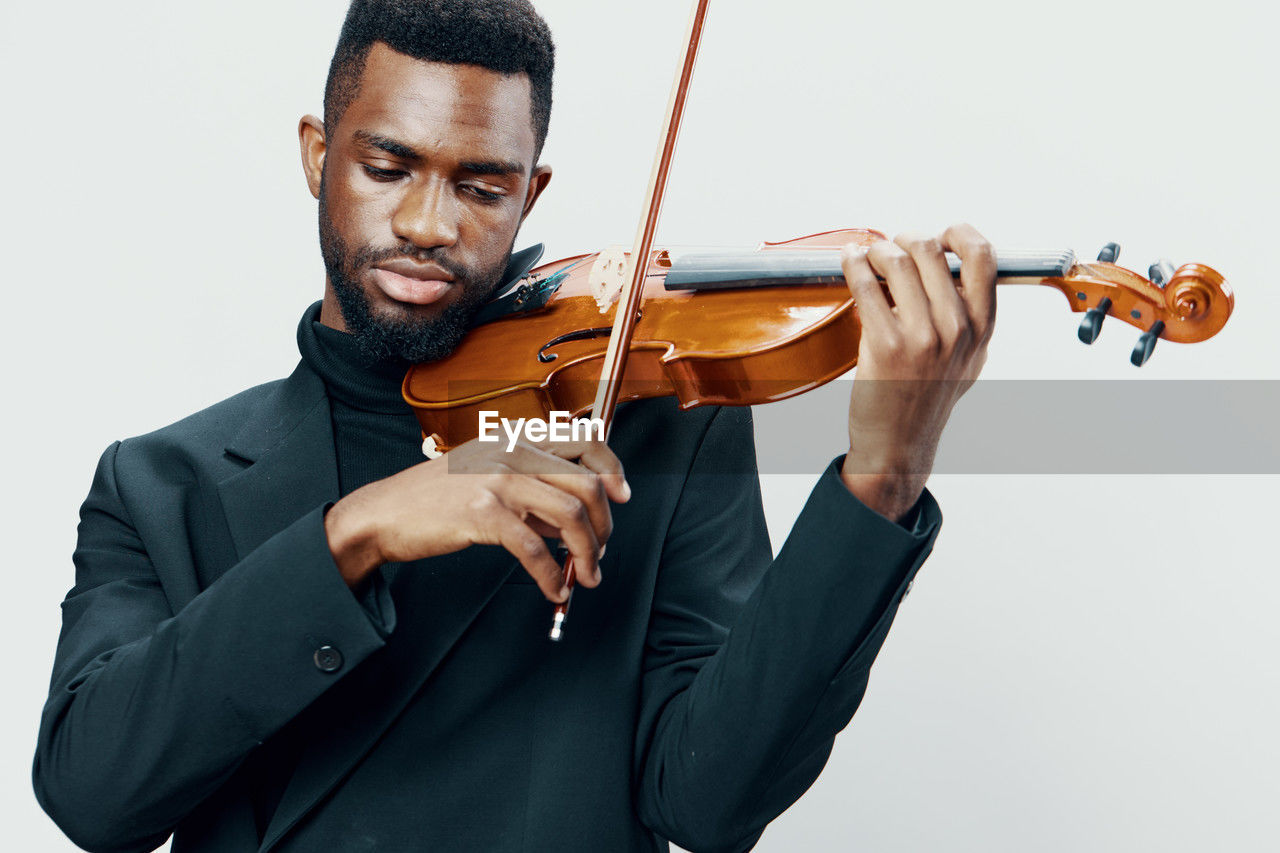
[303,43,551,362]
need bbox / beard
[318,180,512,364]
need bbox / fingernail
[622,480,632,501]
[558,586,571,601]
[593,567,602,584]
[599,544,607,559]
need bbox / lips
[370,262,456,306]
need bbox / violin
[402,228,1233,453]
[402,0,1232,639]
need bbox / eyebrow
[460,159,526,178]
[353,130,526,178]
[353,130,419,161]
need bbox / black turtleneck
[295,301,424,496]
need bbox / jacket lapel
[217,362,520,851]
[216,363,339,562]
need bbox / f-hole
[537,312,642,363]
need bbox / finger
[487,504,572,602]
[527,518,562,539]
[506,443,615,544]
[573,441,630,503]
[895,231,972,352]
[527,525,606,587]
[940,223,997,341]
[499,474,603,587]
[509,431,629,503]
[840,244,897,338]
[893,231,967,318]
[866,239,932,329]
[537,435,603,462]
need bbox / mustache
[350,244,469,282]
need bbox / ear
[298,114,327,200]
[520,164,553,223]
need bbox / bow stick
[549,0,712,640]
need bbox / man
[33,1,995,850]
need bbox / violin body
[402,228,1233,451]
[403,228,884,450]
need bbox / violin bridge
[589,245,630,313]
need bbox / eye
[362,164,406,181]
[462,184,503,203]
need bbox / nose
[391,177,459,251]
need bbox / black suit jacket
[35,358,941,853]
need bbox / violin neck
[663,248,1077,291]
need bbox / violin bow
[550,0,712,641]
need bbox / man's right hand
[323,438,630,603]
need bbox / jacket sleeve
[33,442,396,853]
[634,406,941,853]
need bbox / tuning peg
[1149,259,1175,288]
[1078,296,1113,344]
[1131,320,1166,367]
[1096,242,1121,263]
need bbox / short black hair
[324,0,555,160]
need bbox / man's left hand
[838,223,997,522]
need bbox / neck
[662,248,1077,291]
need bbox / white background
[2,1,1276,850]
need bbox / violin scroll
[1164,263,1231,331]
[1053,249,1232,364]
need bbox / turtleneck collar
[296,301,413,414]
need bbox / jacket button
[313,645,343,673]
